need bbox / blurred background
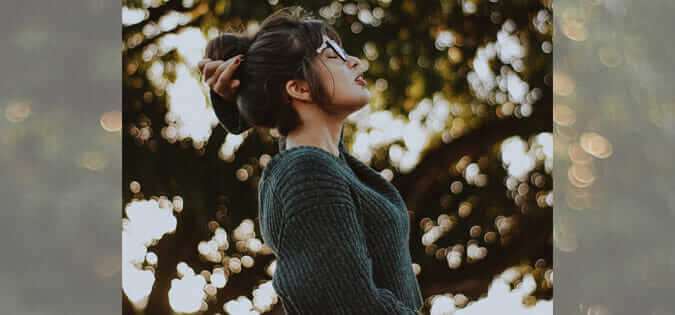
[0,0,122,314]
[553,1,675,315]
[3,0,673,314]
[122,0,552,314]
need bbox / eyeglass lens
[327,40,348,61]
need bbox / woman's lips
[355,74,366,86]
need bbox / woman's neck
[285,119,344,158]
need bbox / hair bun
[205,34,252,62]
[205,34,254,135]
[205,6,341,137]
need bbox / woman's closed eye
[326,51,341,59]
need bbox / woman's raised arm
[198,56,252,135]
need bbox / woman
[198,7,423,314]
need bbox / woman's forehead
[322,28,342,44]
[321,34,343,48]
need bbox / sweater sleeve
[273,152,420,314]
[209,90,251,135]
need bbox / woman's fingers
[200,60,223,83]
[210,55,243,88]
[205,55,242,84]
[219,55,244,84]
[206,60,231,88]
[213,56,244,96]
[197,58,211,74]
[198,55,244,99]
[200,55,242,80]
[213,71,235,97]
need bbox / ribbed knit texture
[256,128,424,315]
[211,95,422,313]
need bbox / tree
[122,0,552,313]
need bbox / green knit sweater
[211,93,423,314]
[258,131,423,314]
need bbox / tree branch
[123,0,196,37]
[125,13,207,57]
[399,106,552,208]
[399,105,553,299]
[420,219,551,299]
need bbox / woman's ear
[285,79,313,103]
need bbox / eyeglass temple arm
[316,41,328,54]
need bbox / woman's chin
[360,91,371,103]
[337,94,370,111]
[343,101,369,114]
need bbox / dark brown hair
[205,7,342,136]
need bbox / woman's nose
[347,55,360,69]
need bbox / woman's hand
[197,54,244,102]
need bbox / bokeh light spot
[100,110,123,132]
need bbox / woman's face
[312,35,370,112]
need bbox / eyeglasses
[316,39,348,62]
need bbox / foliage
[122,0,552,313]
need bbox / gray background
[1,0,674,314]
[1,0,120,314]
[554,0,675,314]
